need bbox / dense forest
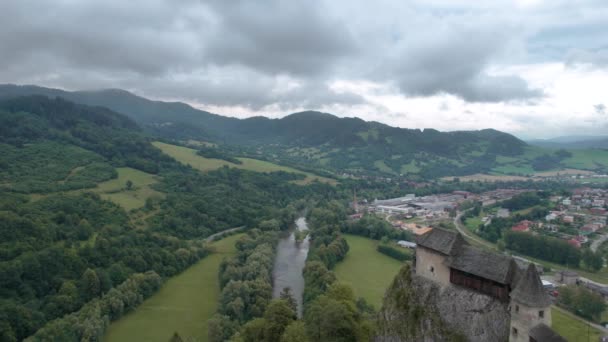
[0,96,339,340]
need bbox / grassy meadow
[95,167,164,211]
[552,307,603,342]
[152,141,336,185]
[104,234,243,342]
[334,234,405,309]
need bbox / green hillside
[2,85,607,179]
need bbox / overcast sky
[1,0,607,139]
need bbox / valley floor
[334,234,406,309]
[104,234,242,342]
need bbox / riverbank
[104,234,243,342]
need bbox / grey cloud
[203,1,356,76]
[566,49,608,68]
[379,13,542,102]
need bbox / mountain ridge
[2,84,607,178]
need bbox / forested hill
[3,84,607,178]
[0,95,171,176]
[0,95,337,340]
[0,84,533,177]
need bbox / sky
[1,0,607,139]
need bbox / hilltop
[2,84,608,179]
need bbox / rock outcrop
[376,265,510,342]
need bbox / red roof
[512,224,530,232]
[567,238,581,248]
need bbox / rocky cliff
[376,265,510,342]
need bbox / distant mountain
[528,135,608,149]
[2,84,607,178]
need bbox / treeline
[197,146,243,164]
[531,150,572,171]
[504,232,581,267]
[344,214,413,241]
[299,202,375,341]
[0,192,210,340]
[500,191,544,211]
[377,244,411,261]
[505,231,603,271]
[208,230,278,342]
[23,271,162,342]
[558,285,607,322]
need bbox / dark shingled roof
[529,323,567,342]
[416,228,467,256]
[510,264,552,307]
[446,245,519,285]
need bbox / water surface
[272,217,309,317]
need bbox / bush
[377,244,411,261]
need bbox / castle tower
[509,264,552,342]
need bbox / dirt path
[205,226,244,242]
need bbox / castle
[415,228,566,342]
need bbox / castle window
[430,266,434,273]
[515,305,519,313]
[512,327,518,336]
[539,310,544,318]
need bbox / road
[591,234,608,252]
[453,211,497,250]
[205,226,244,242]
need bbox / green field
[552,307,603,342]
[577,177,608,184]
[104,234,243,342]
[95,167,164,211]
[152,141,336,185]
[464,216,483,232]
[334,235,405,309]
[564,149,608,170]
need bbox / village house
[555,270,578,285]
[415,228,566,342]
[512,220,533,233]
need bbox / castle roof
[416,228,467,256]
[529,323,567,342]
[446,245,519,285]
[510,264,552,307]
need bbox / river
[272,217,310,317]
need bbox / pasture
[551,307,602,342]
[152,141,336,185]
[95,167,163,211]
[104,234,243,342]
[334,234,405,309]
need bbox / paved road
[591,234,608,252]
[453,211,497,250]
[205,226,245,242]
